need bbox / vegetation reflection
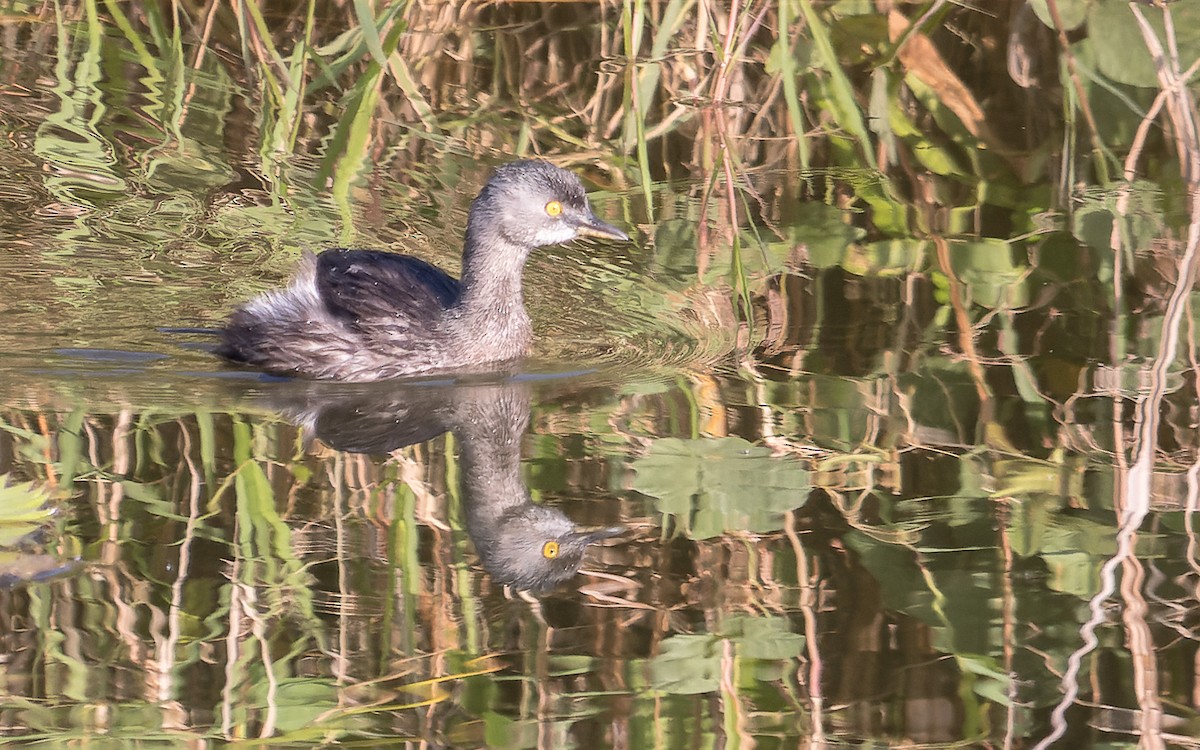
[0,0,1199,747]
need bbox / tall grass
[14,1,1193,276]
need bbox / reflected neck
[455,388,531,518]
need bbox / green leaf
[649,634,721,695]
[775,202,866,269]
[631,437,810,539]
[799,0,878,168]
[946,239,1029,309]
[1028,0,1091,31]
[1088,1,1200,88]
[353,0,389,66]
[724,615,806,661]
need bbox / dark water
[2,3,1200,748]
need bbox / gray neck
[459,233,527,306]
[456,388,531,525]
[459,209,531,292]
[447,218,533,356]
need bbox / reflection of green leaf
[957,654,1014,706]
[1037,517,1120,598]
[946,239,1028,309]
[0,550,72,584]
[919,562,999,655]
[773,202,865,269]
[898,360,978,440]
[266,680,340,732]
[724,615,806,661]
[993,456,1083,498]
[0,476,54,547]
[0,527,39,548]
[848,530,1008,656]
[653,203,864,284]
[1072,202,1115,253]
[631,437,810,539]
[1088,2,1200,88]
[0,476,52,524]
[231,421,323,650]
[649,218,701,286]
[233,679,345,743]
[849,239,928,276]
[649,616,805,695]
[484,710,529,749]
[1072,183,1161,285]
[649,634,721,694]
[548,654,598,677]
[1005,494,1061,558]
[1042,550,1104,599]
[805,375,876,448]
[1028,0,1090,31]
[1032,232,1101,282]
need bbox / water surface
[1,3,1199,748]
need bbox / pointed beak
[575,212,631,242]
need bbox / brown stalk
[1041,6,1200,747]
[932,236,1000,446]
[785,509,825,744]
[1043,0,1107,160]
[1119,5,1200,746]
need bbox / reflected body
[218,160,629,381]
[269,380,622,591]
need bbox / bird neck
[455,388,531,521]
[440,204,535,360]
[456,223,531,318]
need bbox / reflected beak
[579,525,626,544]
[575,212,631,242]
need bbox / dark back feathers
[316,249,461,331]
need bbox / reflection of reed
[0,364,1199,744]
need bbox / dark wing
[316,249,460,333]
[314,402,450,453]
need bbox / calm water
[2,3,1200,748]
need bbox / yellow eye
[545,200,563,217]
[542,541,560,559]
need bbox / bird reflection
[264,379,622,592]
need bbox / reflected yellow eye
[544,200,563,217]
[542,541,560,559]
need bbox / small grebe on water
[218,160,629,381]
